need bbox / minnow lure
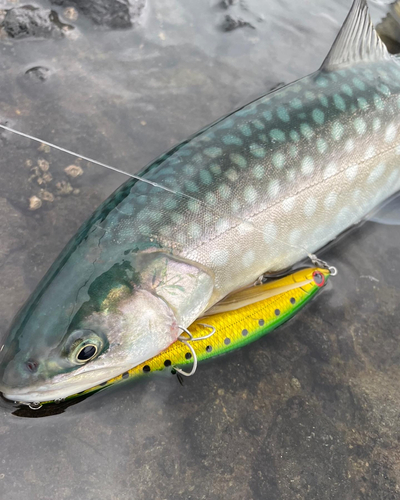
[1,0,399,404]
[36,267,330,406]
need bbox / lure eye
[77,344,97,362]
[312,271,325,287]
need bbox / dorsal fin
[321,0,390,71]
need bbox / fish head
[0,248,214,404]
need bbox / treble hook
[173,323,216,377]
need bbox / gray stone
[2,6,71,39]
[50,0,146,29]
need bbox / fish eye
[65,329,105,365]
[312,271,325,287]
[77,344,97,362]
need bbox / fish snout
[0,351,48,399]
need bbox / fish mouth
[0,362,136,404]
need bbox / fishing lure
[35,267,330,407]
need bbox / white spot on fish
[210,249,229,267]
[373,117,381,131]
[188,222,202,239]
[364,145,375,160]
[215,218,230,234]
[252,164,265,179]
[316,138,328,154]
[304,198,317,217]
[223,135,243,146]
[301,156,314,176]
[357,97,368,111]
[237,222,254,236]
[250,144,266,158]
[263,222,277,243]
[345,139,355,152]
[224,168,239,182]
[286,169,296,182]
[300,123,315,140]
[231,199,240,212]
[230,154,247,169]
[290,98,302,109]
[331,121,344,140]
[336,207,353,226]
[219,184,232,199]
[345,164,358,180]
[333,94,346,111]
[205,192,217,205]
[353,117,367,135]
[324,192,337,210]
[289,229,302,245]
[242,250,255,267]
[277,106,290,122]
[323,162,338,180]
[272,152,285,169]
[268,179,280,198]
[312,109,325,125]
[352,77,366,91]
[367,163,386,183]
[204,147,222,158]
[244,185,257,203]
[270,129,286,142]
[282,197,295,212]
[385,124,397,143]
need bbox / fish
[39,267,330,405]
[1,0,399,404]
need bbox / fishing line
[0,123,316,264]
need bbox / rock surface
[50,0,146,28]
[2,5,72,39]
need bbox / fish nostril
[26,360,39,374]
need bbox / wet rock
[24,67,51,83]
[377,1,400,54]
[220,0,238,9]
[221,14,255,32]
[2,6,72,39]
[50,0,146,29]
[0,198,28,264]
